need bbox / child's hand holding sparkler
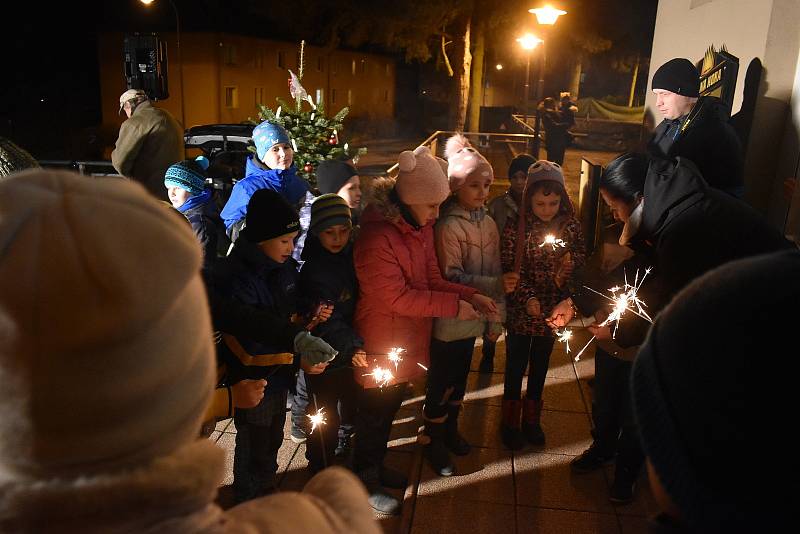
[545,297,577,328]
[302,361,329,375]
[231,379,267,409]
[502,272,520,293]
[351,349,368,368]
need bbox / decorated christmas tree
[253,41,367,185]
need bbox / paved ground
[210,334,658,533]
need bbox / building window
[223,44,237,65]
[317,56,324,72]
[225,86,238,108]
[255,87,264,106]
[385,63,391,76]
[315,88,323,105]
[347,89,353,106]
[254,48,264,69]
[351,60,356,76]
[383,89,389,102]
[331,59,338,76]
[360,59,367,74]
[277,50,286,69]
[331,88,337,104]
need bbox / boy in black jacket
[214,188,337,503]
[299,194,369,473]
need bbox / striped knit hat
[164,156,210,195]
[310,194,352,235]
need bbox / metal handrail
[39,160,119,176]
[385,130,539,176]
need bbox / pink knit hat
[444,133,494,191]
[395,145,450,205]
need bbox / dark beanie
[316,160,358,194]
[631,249,800,533]
[310,193,352,235]
[508,154,536,179]
[651,58,700,97]
[242,188,300,242]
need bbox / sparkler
[364,366,394,388]
[539,233,566,251]
[306,407,326,435]
[417,363,428,371]
[555,328,573,353]
[387,347,405,371]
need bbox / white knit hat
[0,169,214,479]
[444,133,494,191]
[395,146,450,205]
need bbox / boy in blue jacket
[215,188,336,503]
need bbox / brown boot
[501,400,526,450]
[522,398,545,445]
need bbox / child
[214,188,336,503]
[164,155,229,271]
[353,146,495,513]
[220,120,309,241]
[500,160,585,450]
[482,153,536,373]
[299,193,368,472]
[427,134,506,474]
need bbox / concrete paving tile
[618,515,651,534]
[464,371,505,405]
[515,451,615,514]
[378,514,403,534]
[215,432,236,486]
[215,418,234,433]
[277,442,312,492]
[209,430,222,443]
[537,409,594,456]
[517,506,621,534]
[458,403,505,449]
[410,496,516,534]
[417,446,515,504]
[542,375,589,413]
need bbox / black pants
[233,390,287,502]
[353,382,406,474]
[304,366,357,471]
[504,334,555,401]
[290,370,309,429]
[546,141,566,166]
[482,334,496,360]
[592,347,644,473]
[423,337,475,419]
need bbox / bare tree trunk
[569,57,582,99]
[628,54,641,107]
[466,20,485,132]
[455,16,472,131]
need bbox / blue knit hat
[253,121,291,161]
[164,156,210,195]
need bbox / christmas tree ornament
[304,162,314,173]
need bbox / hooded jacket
[353,178,478,385]
[220,155,309,230]
[433,201,505,341]
[299,233,363,369]
[648,96,743,197]
[111,100,185,199]
[180,191,230,271]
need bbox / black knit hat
[310,193,352,235]
[242,189,300,242]
[631,249,799,533]
[651,58,700,97]
[316,160,358,195]
[508,154,536,179]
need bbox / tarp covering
[574,98,644,123]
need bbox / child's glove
[294,331,338,366]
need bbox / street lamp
[516,34,543,150]
[140,0,185,127]
[527,4,567,157]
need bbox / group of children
[161,119,585,516]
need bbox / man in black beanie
[648,57,744,197]
[631,249,799,533]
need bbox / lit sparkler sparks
[539,233,566,251]
[555,329,573,353]
[364,366,394,388]
[306,408,326,435]
[417,363,428,371]
[387,347,405,371]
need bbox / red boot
[522,398,545,445]
[501,400,526,450]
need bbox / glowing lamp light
[140,0,155,4]
[496,64,504,70]
[517,34,543,51]
[529,5,567,25]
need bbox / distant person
[316,159,363,215]
[539,97,570,165]
[220,120,309,242]
[111,88,185,199]
[0,136,39,178]
[0,168,380,534]
[631,249,798,533]
[559,91,578,130]
[648,58,744,197]
[483,153,536,373]
[164,156,230,272]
